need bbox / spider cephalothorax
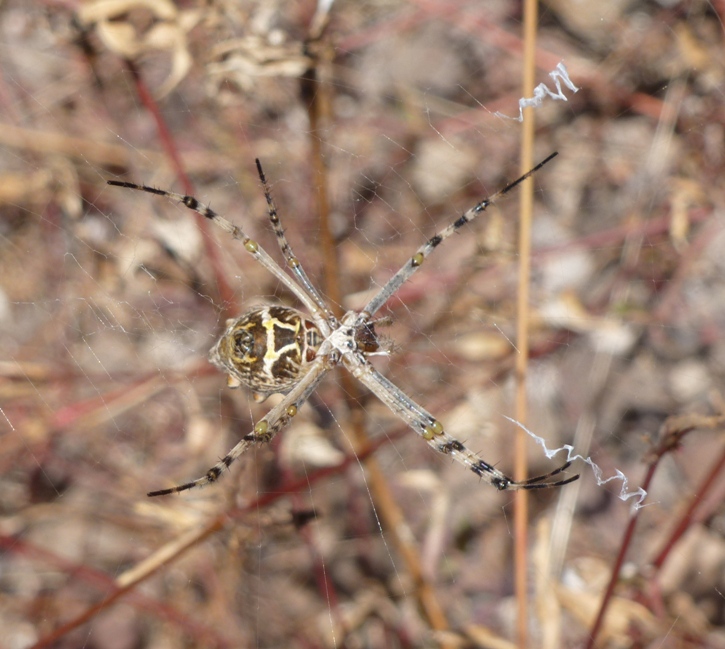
[108,153,578,497]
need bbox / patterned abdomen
[209,306,323,399]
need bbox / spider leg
[254,159,336,324]
[514,462,579,489]
[107,179,330,330]
[360,152,558,318]
[518,460,572,484]
[345,356,578,491]
[147,357,329,497]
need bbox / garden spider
[108,152,578,497]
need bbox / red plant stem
[123,61,236,316]
[25,432,397,648]
[650,442,725,571]
[9,524,231,649]
[585,460,659,649]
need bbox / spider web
[3,1,725,647]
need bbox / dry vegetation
[2,1,725,648]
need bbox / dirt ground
[2,1,725,648]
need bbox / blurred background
[2,1,725,647]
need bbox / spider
[108,152,578,497]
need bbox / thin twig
[300,28,452,641]
[514,0,540,646]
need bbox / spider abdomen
[209,306,322,398]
